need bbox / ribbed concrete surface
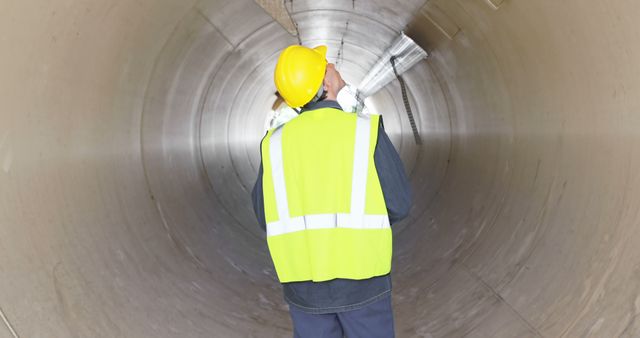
[1,0,639,337]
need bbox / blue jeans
[289,294,395,338]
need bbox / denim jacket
[251,100,412,314]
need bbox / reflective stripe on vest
[267,117,390,237]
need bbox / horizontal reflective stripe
[267,213,390,237]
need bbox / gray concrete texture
[1,0,639,337]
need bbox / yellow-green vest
[261,107,392,283]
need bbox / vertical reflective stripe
[349,117,371,223]
[268,127,291,237]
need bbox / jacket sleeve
[251,137,267,232]
[374,118,413,224]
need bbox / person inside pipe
[252,44,412,338]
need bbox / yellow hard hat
[274,45,328,108]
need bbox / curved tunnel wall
[1,0,640,337]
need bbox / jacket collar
[299,100,343,113]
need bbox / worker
[251,44,412,338]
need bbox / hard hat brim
[313,45,328,60]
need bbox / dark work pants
[288,295,395,338]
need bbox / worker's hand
[337,84,370,117]
[323,63,346,101]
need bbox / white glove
[337,84,372,117]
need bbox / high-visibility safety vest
[261,107,392,283]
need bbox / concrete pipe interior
[1,0,640,337]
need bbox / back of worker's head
[274,45,328,109]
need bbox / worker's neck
[301,99,342,114]
[324,91,338,101]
